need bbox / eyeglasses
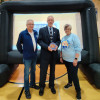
[27,24,34,25]
[65,28,71,30]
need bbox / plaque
[49,43,57,50]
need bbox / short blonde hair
[64,24,72,30]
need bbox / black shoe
[50,87,56,94]
[30,84,40,89]
[64,83,72,89]
[25,90,31,99]
[39,88,44,96]
[76,92,81,100]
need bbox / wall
[13,13,83,49]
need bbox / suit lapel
[45,26,57,42]
[45,26,50,41]
[53,27,56,41]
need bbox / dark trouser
[39,53,56,88]
[63,60,81,93]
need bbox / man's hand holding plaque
[48,43,58,51]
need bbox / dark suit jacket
[37,26,60,61]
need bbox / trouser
[64,60,81,92]
[39,54,56,88]
[23,57,37,91]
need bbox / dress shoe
[39,88,44,96]
[64,83,72,89]
[50,87,56,94]
[30,84,40,89]
[25,90,31,99]
[76,92,81,100]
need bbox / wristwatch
[75,58,78,60]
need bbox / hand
[60,57,63,63]
[54,46,58,51]
[48,46,53,52]
[73,59,78,67]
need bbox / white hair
[26,19,34,25]
[47,16,54,21]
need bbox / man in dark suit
[38,16,60,96]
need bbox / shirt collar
[47,26,53,30]
[25,29,34,35]
[29,31,33,35]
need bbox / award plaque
[49,43,57,50]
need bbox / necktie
[50,27,53,43]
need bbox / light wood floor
[0,64,100,100]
